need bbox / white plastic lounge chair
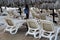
[26,19,40,38]
[39,20,56,40]
[4,18,20,34]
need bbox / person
[0,5,2,13]
[24,4,29,31]
[18,7,22,15]
[0,5,1,12]
[24,4,29,19]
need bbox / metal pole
[52,9,57,23]
[52,9,55,22]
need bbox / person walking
[24,4,29,19]
[24,4,30,31]
[18,7,22,15]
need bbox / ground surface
[0,26,60,40]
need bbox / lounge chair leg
[10,29,18,34]
[34,34,36,38]
[49,37,52,40]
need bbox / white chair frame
[39,20,56,40]
[25,19,40,38]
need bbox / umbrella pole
[52,9,57,23]
[53,9,55,22]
